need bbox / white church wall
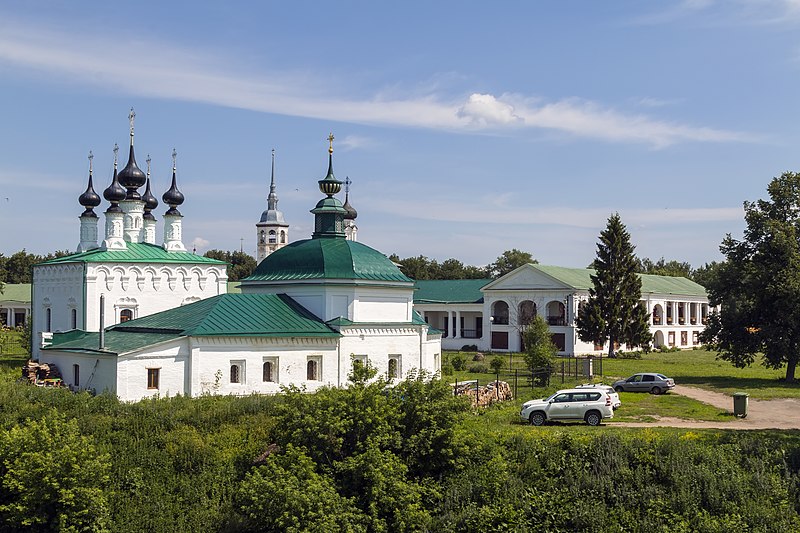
[116,339,189,401]
[192,337,340,396]
[37,351,117,395]
[338,326,431,384]
[32,264,86,360]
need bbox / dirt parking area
[609,385,800,430]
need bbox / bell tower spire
[256,148,289,264]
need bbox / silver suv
[520,388,614,426]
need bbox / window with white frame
[352,354,368,374]
[230,361,245,384]
[262,358,279,383]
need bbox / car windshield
[657,374,669,380]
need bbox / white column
[103,211,127,250]
[7,308,14,327]
[163,214,186,252]
[455,311,462,339]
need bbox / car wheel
[529,412,546,426]
[650,386,662,395]
[585,411,601,426]
[614,386,624,393]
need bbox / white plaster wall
[32,263,86,360]
[82,263,227,331]
[338,325,439,383]
[116,339,189,401]
[191,337,340,396]
[37,351,117,395]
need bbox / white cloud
[337,135,375,151]
[457,93,523,127]
[190,237,210,251]
[0,17,753,148]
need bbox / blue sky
[1,1,799,269]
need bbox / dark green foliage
[692,260,721,288]
[0,414,112,531]
[635,256,693,278]
[702,172,800,382]
[486,248,536,278]
[577,213,652,357]
[450,353,466,371]
[203,249,257,281]
[237,445,367,532]
[468,363,489,373]
[489,356,505,373]
[0,249,70,283]
[389,254,487,280]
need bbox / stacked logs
[453,380,513,407]
[21,360,63,384]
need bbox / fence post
[475,379,479,406]
[561,360,565,384]
[454,379,458,397]
[495,373,499,400]
[514,370,518,399]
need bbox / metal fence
[452,355,605,401]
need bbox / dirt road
[609,385,800,430]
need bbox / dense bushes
[0,360,799,531]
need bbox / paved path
[608,385,800,430]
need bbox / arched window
[268,230,277,244]
[307,360,318,380]
[120,309,133,323]
[230,364,241,384]
[492,301,509,325]
[263,361,274,382]
[46,308,52,332]
[518,301,536,327]
[388,358,399,379]
[280,231,286,243]
[70,309,77,330]
[259,230,266,244]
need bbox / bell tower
[256,149,289,263]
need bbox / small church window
[263,361,274,382]
[388,357,400,379]
[259,230,266,244]
[307,360,319,380]
[280,231,286,243]
[120,309,133,323]
[71,309,77,330]
[269,230,277,244]
[230,364,241,384]
[46,308,52,332]
[147,368,160,390]
[73,364,80,388]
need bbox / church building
[38,128,441,401]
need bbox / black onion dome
[117,144,147,199]
[162,167,184,216]
[103,167,126,211]
[142,177,158,220]
[343,192,358,220]
[79,173,101,217]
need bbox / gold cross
[88,150,93,173]
[328,132,335,154]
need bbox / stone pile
[454,380,513,407]
[21,360,63,384]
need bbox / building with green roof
[0,283,31,328]
[414,263,710,355]
[40,139,441,401]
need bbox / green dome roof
[246,238,412,283]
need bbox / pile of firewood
[21,360,63,383]
[454,380,512,408]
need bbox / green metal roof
[0,283,31,303]
[246,238,411,283]
[528,265,707,297]
[45,293,339,355]
[36,242,227,266]
[413,279,492,304]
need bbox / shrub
[467,363,489,374]
[616,350,642,360]
[489,357,505,374]
[450,354,466,371]
[461,344,478,352]
[441,363,454,376]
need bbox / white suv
[520,388,614,426]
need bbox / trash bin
[732,392,749,418]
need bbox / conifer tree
[577,213,651,357]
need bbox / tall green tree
[486,249,536,278]
[692,261,721,289]
[522,315,557,373]
[576,213,651,357]
[701,172,800,382]
[203,249,257,281]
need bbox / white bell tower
[256,149,289,263]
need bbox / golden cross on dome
[129,108,136,136]
[88,150,93,173]
[146,154,151,177]
[113,143,119,166]
[172,148,177,169]
[327,132,335,154]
